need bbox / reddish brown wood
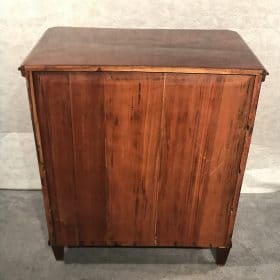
[33,71,164,246]
[25,72,55,243]
[19,27,267,80]
[34,72,79,245]
[226,75,263,244]
[156,74,254,247]
[69,72,107,245]
[104,72,163,245]
[20,28,268,264]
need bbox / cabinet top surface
[20,27,267,76]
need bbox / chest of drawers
[19,27,267,265]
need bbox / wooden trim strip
[26,71,56,243]
[68,73,81,243]
[19,65,266,79]
[226,75,263,245]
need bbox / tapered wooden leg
[51,246,64,261]
[213,246,231,266]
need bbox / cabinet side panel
[26,72,55,243]
[104,72,163,245]
[226,75,263,244]
[34,72,79,245]
[69,72,107,244]
[156,74,254,247]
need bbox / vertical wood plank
[192,75,254,246]
[26,71,55,244]
[156,74,254,247]
[226,75,262,245]
[34,72,79,245]
[32,70,259,249]
[69,72,107,244]
[104,72,163,245]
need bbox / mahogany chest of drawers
[19,27,267,265]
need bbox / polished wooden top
[19,27,267,78]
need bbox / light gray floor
[0,190,279,280]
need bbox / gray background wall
[0,0,279,191]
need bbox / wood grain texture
[20,28,268,265]
[225,75,263,244]
[69,72,107,245]
[31,71,258,249]
[104,72,163,245]
[19,27,268,80]
[156,74,254,247]
[34,72,79,245]
[25,72,55,243]
[21,65,265,80]
[33,72,164,246]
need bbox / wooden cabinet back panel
[157,74,254,247]
[33,71,254,247]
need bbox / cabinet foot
[51,246,64,261]
[213,244,231,266]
